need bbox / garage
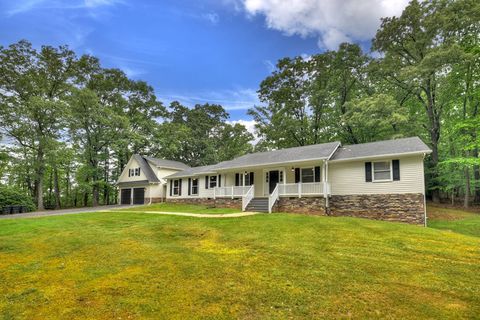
[121,189,131,205]
[133,188,145,205]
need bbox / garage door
[133,188,145,205]
[121,189,131,205]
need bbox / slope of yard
[0,209,479,319]
[427,204,480,237]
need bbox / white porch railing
[242,185,255,211]
[278,182,329,197]
[214,186,251,198]
[268,183,279,213]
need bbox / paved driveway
[0,205,139,219]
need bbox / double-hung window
[300,168,315,183]
[173,179,180,196]
[373,161,392,182]
[191,178,198,195]
[209,176,217,188]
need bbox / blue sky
[0,0,408,127]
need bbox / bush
[0,185,36,212]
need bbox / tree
[249,43,370,148]
[154,102,253,166]
[372,0,465,202]
[0,40,77,210]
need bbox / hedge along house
[163,137,432,225]
[116,154,190,205]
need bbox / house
[117,137,432,225]
[116,154,190,205]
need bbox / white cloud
[227,119,260,144]
[236,0,409,50]
[5,0,123,16]
[202,12,220,25]
[158,88,260,111]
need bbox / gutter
[329,150,432,163]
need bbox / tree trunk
[473,147,480,204]
[92,185,99,207]
[83,192,88,207]
[464,167,470,208]
[35,148,45,211]
[53,166,61,209]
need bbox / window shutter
[314,166,321,182]
[392,160,400,181]
[179,179,182,196]
[218,175,221,187]
[188,178,191,195]
[205,176,209,189]
[169,180,173,196]
[250,172,254,185]
[365,162,372,182]
[235,173,240,186]
[295,168,300,183]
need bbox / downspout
[423,152,427,227]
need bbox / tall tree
[0,40,77,210]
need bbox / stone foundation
[148,197,164,204]
[329,193,425,225]
[167,193,425,225]
[275,197,326,215]
[167,197,242,209]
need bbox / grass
[0,206,479,319]
[120,202,241,214]
[427,203,480,237]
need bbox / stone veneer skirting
[167,197,242,209]
[275,197,326,215]
[328,193,425,225]
[166,193,425,225]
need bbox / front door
[269,170,279,194]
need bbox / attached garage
[133,188,145,204]
[121,189,132,205]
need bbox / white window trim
[172,179,181,196]
[190,178,199,196]
[209,175,218,189]
[372,160,393,183]
[299,166,317,183]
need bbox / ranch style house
[116,137,432,225]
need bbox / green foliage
[0,185,35,211]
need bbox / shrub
[0,185,36,212]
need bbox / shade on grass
[0,211,479,319]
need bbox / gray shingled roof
[143,156,190,170]
[215,141,341,170]
[330,137,431,161]
[166,164,219,178]
[132,154,160,183]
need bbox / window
[191,178,198,195]
[279,170,283,182]
[128,169,132,177]
[373,161,392,181]
[173,179,180,196]
[244,173,251,186]
[209,175,217,188]
[301,167,315,183]
[135,167,140,176]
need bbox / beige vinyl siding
[328,155,425,195]
[117,157,148,182]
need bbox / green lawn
[427,204,480,237]
[121,202,241,214]
[0,206,479,319]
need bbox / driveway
[0,205,140,219]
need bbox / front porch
[208,163,331,212]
